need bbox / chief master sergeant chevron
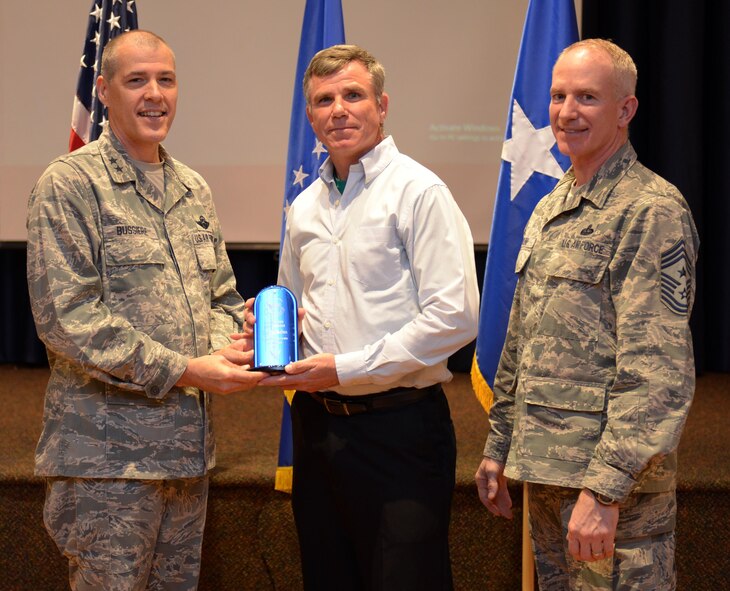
[475,39,699,590]
[26,30,266,590]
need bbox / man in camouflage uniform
[26,30,265,590]
[475,39,699,590]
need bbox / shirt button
[324,321,332,329]
[327,278,335,286]
[334,199,340,207]
[150,385,160,396]
[332,238,339,245]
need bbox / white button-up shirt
[278,137,479,395]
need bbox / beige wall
[1,0,581,245]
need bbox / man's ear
[96,76,108,107]
[618,95,638,129]
[379,92,389,123]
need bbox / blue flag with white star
[70,0,138,151]
[275,0,345,493]
[471,0,578,412]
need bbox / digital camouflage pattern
[44,477,208,590]
[528,483,676,590]
[484,142,699,503]
[27,128,245,479]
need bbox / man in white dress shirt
[260,44,479,591]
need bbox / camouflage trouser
[527,483,676,591]
[43,476,208,591]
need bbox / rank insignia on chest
[196,216,210,229]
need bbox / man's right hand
[176,354,267,395]
[475,457,513,519]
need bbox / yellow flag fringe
[274,388,297,493]
[470,352,494,414]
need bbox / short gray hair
[303,44,385,105]
[558,38,637,97]
[101,30,175,80]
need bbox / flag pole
[522,483,534,590]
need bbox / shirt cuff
[582,457,637,503]
[144,347,189,399]
[209,316,238,352]
[483,433,510,464]
[333,350,369,387]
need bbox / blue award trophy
[252,285,299,373]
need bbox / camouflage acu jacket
[27,129,245,479]
[484,142,699,503]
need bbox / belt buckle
[323,397,350,416]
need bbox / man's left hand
[216,334,253,365]
[567,489,619,562]
[259,353,338,392]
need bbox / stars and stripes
[69,0,138,152]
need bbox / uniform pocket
[519,377,606,464]
[104,229,166,267]
[105,386,177,463]
[191,231,217,272]
[102,230,173,329]
[537,251,610,342]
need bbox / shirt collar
[319,136,399,187]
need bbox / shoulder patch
[660,239,690,315]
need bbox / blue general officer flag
[275,0,345,493]
[471,0,578,412]
[70,0,138,151]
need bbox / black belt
[308,383,441,417]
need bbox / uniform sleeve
[207,236,244,352]
[581,194,699,501]
[204,190,245,351]
[27,163,188,399]
[483,283,522,462]
[334,184,480,385]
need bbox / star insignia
[80,54,88,68]
[292,165,309,188]
[107,13,121,31]
[501,99,564,200]
[312,140,327,159]
[127,0,136,12]
[90,4,103,21]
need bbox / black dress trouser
[290,387,456,591]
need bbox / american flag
[69,0,138,152]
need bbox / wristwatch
[588,489,618,506]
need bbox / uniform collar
[571,141,637,209]
[98,128,192,212]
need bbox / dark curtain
[582,0,730,373]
